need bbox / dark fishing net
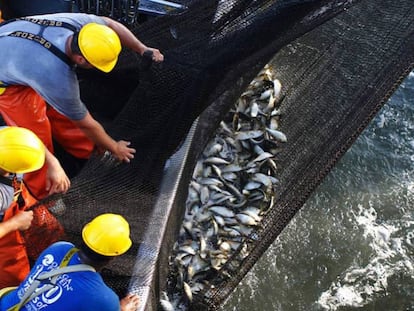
[1,0,413,310]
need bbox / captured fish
[167,63,285,307]
[266,128,287,142]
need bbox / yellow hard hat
[82,213,132,256]
[0,126,45,173]
[78,23,122,73]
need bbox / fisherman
[0,12,164,199]
[0,126,69,289]
[0,213,140,311]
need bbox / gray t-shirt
[0,13,107,120]
[0,180,13,217]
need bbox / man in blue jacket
[0,213,140,311]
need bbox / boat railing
[73,0,186,25]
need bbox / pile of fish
[161,65,286,310]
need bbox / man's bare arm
[0,210,33,239]
[101,16,164,62]
[45,149,71,195]
[73,112,136,162]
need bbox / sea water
[223,72,414,310]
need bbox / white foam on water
[316,192,414,310]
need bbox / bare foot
[120,293,140,311]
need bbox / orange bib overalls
[0,176,36,288]
[0,176,65,288]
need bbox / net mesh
[1,0,413,309]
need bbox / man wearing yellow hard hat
[0,12,164,200]
[0,126,69,289]
[0,213,140,311]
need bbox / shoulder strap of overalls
[0,17,79,67]
[7,247,96,311]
